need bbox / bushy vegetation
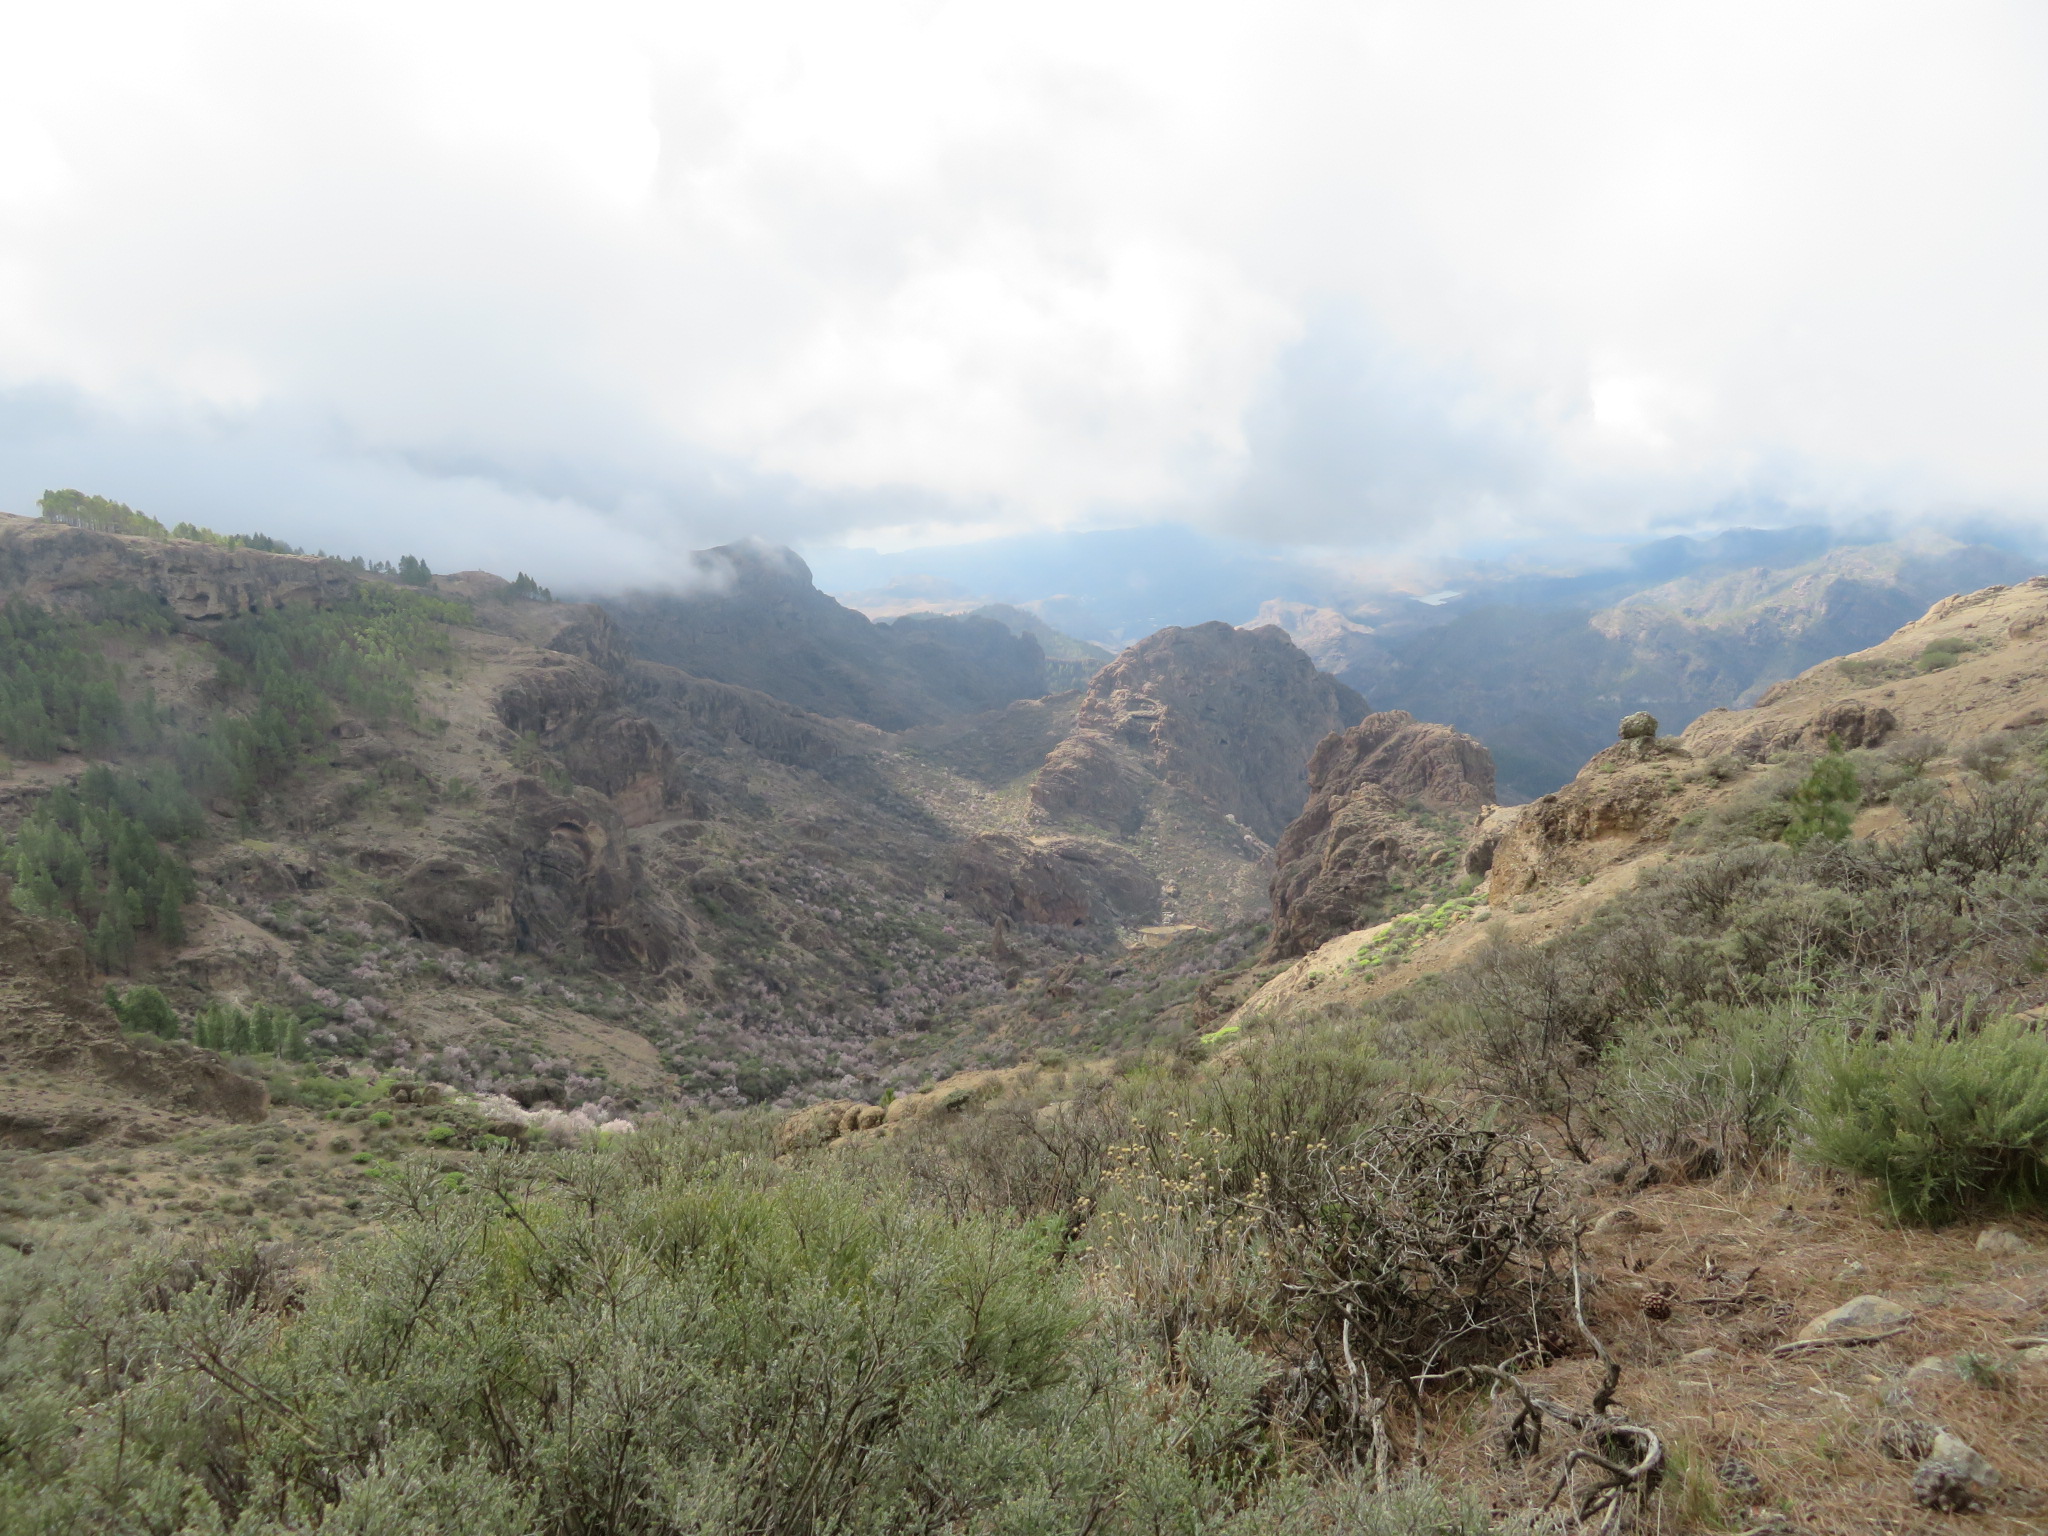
[0,1125,1519,1535]
[38,488,170,537]
[108,983,180,1039]
[1394,757,2048,1217]
[192,999,309,1060]
[1806,1013,2048,1221]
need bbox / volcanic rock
[1265,710,1494,958]
[1030,622,1366,843]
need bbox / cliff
[1265,711,1496,959]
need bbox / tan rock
[1976,1226,2034,1256]
[1797,1294,1911,1341]
[1590,1207,1664,1237]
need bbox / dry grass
[1412,1160,2048,1533]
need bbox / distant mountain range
[809,524,2044,800]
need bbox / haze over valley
[7,6,2048,1533]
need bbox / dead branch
[1768,1325,1910,1358]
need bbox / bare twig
[1769,1325,1910,1357]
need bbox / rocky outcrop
[389,857,516,951]
[1030,622,1367,842]
[495,653,680,828]
[0,515,359,620]
[945,833,1161,928]
[624,661,860,772]
[498,779,682,971]
[1266,711,1496,958]
[1692,696,1899,762]
[1486,738,1695,898]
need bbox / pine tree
[156,882,185,947]
[1785,740,1861,849]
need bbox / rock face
[1029,622,1367,843]
[945,833,1161,929]
[1486,735,1697,899]
[0,515,359,620]
[1265,711,1495,959]
[495,651,681,828]
[606,542,1048,731]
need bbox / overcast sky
[3,1,2046,585]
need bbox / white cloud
[1,0,2046,573]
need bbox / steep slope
[1231,572,2048,1028]
[1031,622,1367,843]
[605,542,1048,730]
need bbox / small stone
[1796,1294,1910,1342]
[1681,1346,1725,1364]
[1976,1226,2033,1257]
[1618,711,1659,741]
[2015,1344,2048,1369]
[1837,1259,1868,1281]
[1904,1355,1957,1383]
[1715,1456,1765,1502]
[1912,1432,1999,1513]
[1591,1206,1664,1236]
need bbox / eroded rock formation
[1266,711,1496,958]
[1030,622,1366,842]
[945,833,1160,929]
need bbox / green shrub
[108,984,179,1040]
[1603,1007,1808,1173]
[0,1151,1279,1535]
[1804,1013,2048,1222]
[1917,637,1975,672]
[1783,745,1860,848]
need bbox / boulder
[1618,711,1659,741]
[776,1100,864,1155]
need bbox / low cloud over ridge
[4,1,2047,575]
